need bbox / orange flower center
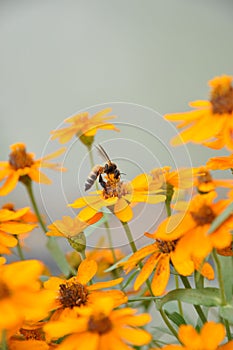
[88,313,113,334]
[0,281,11,300]
[20,327,45,341]
[157,240,177,253]
[190,204,216,225]
[210,83,233,114]
[9,145,34,170]
[59,282,88,308]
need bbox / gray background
[1,0,233,268]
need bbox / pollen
[20,327,45,341]
[210,76,233,114]
[190,204,216,225]
[9,143,34,170]
[88,313,113,334]
[157,239,177,253]
[59,281,88,308]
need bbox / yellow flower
[206,153,233,171]
[120,235,214,296]
[50,108,119,144]
[46,213,102,238]
[153,192,233,262]
[0,206,37,254]
[165,75,233,151]
[70,173,165,222]
[0,260,56,332]
[44,259,126,320]
[151,322,233,350]
[0,143,66,195]
[44,296,152,350]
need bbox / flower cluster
[0,89,233,350]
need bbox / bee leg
[99,174,106,189]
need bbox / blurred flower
[153,192,233,262]
[206,153,233,171]
[151,322,233,350]
[217,243,233,257]
[0,143,66,195]
[44,259,126,320]
[195,167,233,194]
[50,108,119,145]
[0,260,56,332]
[44,296,152,350]
[70,173,165,222]
[0,206,37,254]
[120,235,214,296]
[165,75,233,150]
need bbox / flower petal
[76,259,97,284]
[0,172,19,195]
[134,253,160,291]
[114,199,133,222]
[117,327,152,346]
[151,254,170,296]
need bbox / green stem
[212,249,227,305]
[212,249,232,341]
[175,274,183,317]
[15,236,25,260]
[165,199,172,217]
[180,275,207,324]
[1,330,7,350]
[24,179,47,233]
[121,220,180,342]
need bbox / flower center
[210,83,233,114]
[59,281,88,308]
[9,145,34,170]
[157,239,177,253]
[88,313,113,334]
[0,281,11,300]
[20,327,45,341]
[190,204,216,225]
[103,180,130,200]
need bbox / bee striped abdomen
[84,165,102,191]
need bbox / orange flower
[70,173,165,222]
[44,296,152,350]
[151,322,233,350]
[195,167,233,194]
[0,143,66,195]
[0,260,56,332]
[152,192,233,263]
[165,75,233,151]
[50,108,119,144]
[206,153,233,171]
[44,259,126,320]
[0,206,37,254]
[120,235,214,296]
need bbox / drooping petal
[151,254,170,296]
[76,259,97,284]
[28,168,52,184]
[134,253,161,291]
[0,172,19,195]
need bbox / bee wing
[95,144,111,163]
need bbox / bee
[85,145,121,197]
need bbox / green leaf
[104,252,132,272]
[156,288,221,310]
[121,270,139,290]
[220,303,233,324]
[208,203,233,233]
[164,310,186,327]
[47,236,75,275]
[218,255,233,302]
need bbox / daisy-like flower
[44,258,126,320]
[70,173,166,222]
[120,234,214,296]
[206,153,233,171]
[153,191,233,263]
[0,206,37,254]
[151,322,233,350]
[46,213,103,252]
[165,75,233,150]
[0,143,66,196]
[195,167,233,194]
[44,296,152,350]
[0,260,56,332]
[50,108,119,145]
